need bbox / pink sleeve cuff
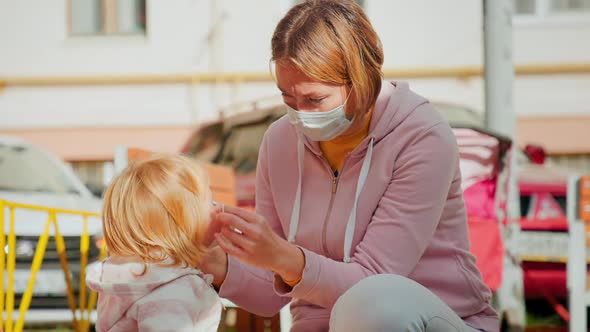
[218,254,245,298]
[273,246,321,299]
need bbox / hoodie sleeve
[273,121,460,308]
[217,130,292,317]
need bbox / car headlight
[4,239,36,259]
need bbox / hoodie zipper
[321,174,338,255]
[320,156,349,256]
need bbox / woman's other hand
[214,205,304,284]
[200,245,228,288]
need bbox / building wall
[1,0,589,164]
[371,0,590,117]
[0,0,284,128]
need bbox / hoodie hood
[86,258,213,330]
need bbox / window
[514,0,590,20]
[515,0,537,14]
[216,121,273,174]
[185,123,224,163]
[69,0,146,36]
[550,0,590,12]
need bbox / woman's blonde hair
[102,154,212,270]
[271,0,384,113]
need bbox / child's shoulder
[138,266,218,303]
[161,268,215,293]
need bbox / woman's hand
[214,205,304,284]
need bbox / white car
[1,135,102,324]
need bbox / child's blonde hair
[102,153,212,270]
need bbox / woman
[202,1,498,331]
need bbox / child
[87,154,222,332]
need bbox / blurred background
[1,0,588,196]
[1,0,589,331]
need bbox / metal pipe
[483,0,525,330]
[484,0,514,136]
[1,63,590,87]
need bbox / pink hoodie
[219,81,498,332]
[87,258,221,331]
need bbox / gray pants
[329,274,483,332]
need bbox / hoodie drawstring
[288,140,305,243]
[288,138,375,263]
[343,137,374,262]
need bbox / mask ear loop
[269,59,278,84]
[212,200,241,234]
[212,200,224,213]
[343,85,357,123]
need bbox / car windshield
[0,143,80,194]
[216,121,272,174]
[185,123,224,163]
[520,194,567,218]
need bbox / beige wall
[0,126,194,161]
[517,116,590,154]
[1,0,589,162]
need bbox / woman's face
[276,64,351,115]
[276,63,369,137]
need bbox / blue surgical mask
[285,94,353,141]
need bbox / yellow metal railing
[0,199,106,332]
